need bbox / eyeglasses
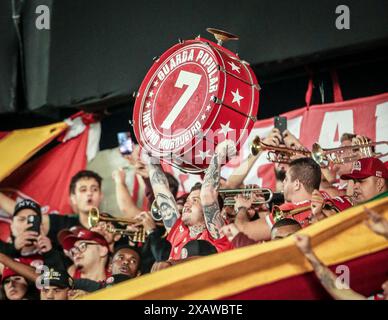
[69,242,100,257]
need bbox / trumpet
[312,140,388,167]
[250,136,311,164]
[88,207,146,243]
[218,187,274,205]
[272,205,311,223]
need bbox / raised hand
[310,189,326,223]
[364,207,388,239]
[14,229,38,250]
[294,234,312,255]
[215,139,237,164]
[220,223,240,242]
[112,168,126,185]
[134,211,156,233]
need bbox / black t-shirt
[139,226,171,274]
[48,214,81,248]
[0,240,18,257]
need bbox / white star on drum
[228,61,241,73]
[206,105,211,112]
[153,80,159,87]
[148,91,154,98]
[231,89,244,106]
[201,114,206,121]
[219,121,234,137]
[145,101,151,108]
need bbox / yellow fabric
[84,197,388,300]
[0,122,68,182]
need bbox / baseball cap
[13,199,41,217]
[180,240,217,259]
[40,268,73,289]
[60,228,109,251]
[341,158,388,180]
[1,267,18,284]
[57,226,84,247]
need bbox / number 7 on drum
[160,70,202,129]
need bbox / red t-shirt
[265,191,353,229]
[72,267,111,281]
[266,200,312,229]
[167,218,234,260]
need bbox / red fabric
[320,190,353,211]
[0,221,11,242]
[231,232,257,248]
[167,218,233,260]
[0,126,89,214]
[221,247,388,300]
[268,201,312,228]
[72,267,111,281]
[331,69,344,103]
[0,131,9,140]
[1,255,44,283]
[341,157,388,180]
[305,77,314,107]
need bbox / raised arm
[0,192,16,216]
[225,129,284,189]
[201,140,236,239]
[294,234,365,300]
[147,160,179,233]
[112,168,142,219]
[0,253,38,283]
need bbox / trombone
[218,187,274,205]
[88,207,146,243]
[250,136,311,164]
[312,141,388,167]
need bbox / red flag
[0,126,89,215]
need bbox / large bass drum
[133,32,260,173]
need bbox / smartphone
[27,215,41,235]
[274,116,287,144]
[274,116,287,134]
[117,132,133,155]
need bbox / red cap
[57,226,85,247]
[61,229,108,251]
[340,158,388,180]
[1,267,17,284]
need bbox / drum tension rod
[211,96,257,122]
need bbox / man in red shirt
[60,229,110,282]
[232,157,351,242]
[146,141,234,266]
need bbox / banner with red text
[167,92,388,193]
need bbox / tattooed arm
[201,140,236,239]
[147,161,179,233]
[294,234,365,300]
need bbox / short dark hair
[69,170,102,194]
[272,218,302,230]
[165,172,179,198]
[189,182,224,208]
[190,182,202,193]
[289,158,321,193]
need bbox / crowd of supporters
[0,129,387,300]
